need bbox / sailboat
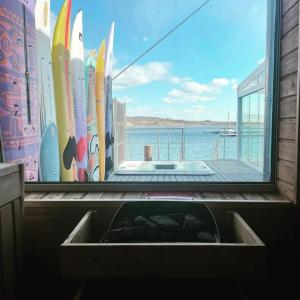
[221,112,237,137]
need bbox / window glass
[0,0,276,185]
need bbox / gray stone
[133,216,159,239]
[182,215,204,233]
[168,213,186,225]
[150,215,180,230]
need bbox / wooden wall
[277,0,299,203]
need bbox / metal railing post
[157,128,160,161]
[181,128,184,161]
[223,128,226,159]
[183,129,185,161]
[168,128,170,161]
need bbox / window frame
[26,0,281,193]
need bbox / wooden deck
[109,160,263,182]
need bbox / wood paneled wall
[278,0,299,203]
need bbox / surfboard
[95,40,106,182]
[71,10,88,182]
[35,0,60,182]
[52,0,77,182]
[104,22,115,180]
[85,50,99,182]
[0,0,40,182]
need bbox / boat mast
[227,112,230,129]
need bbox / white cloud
[169,76,191,85]
[212,78,230,88]
[113,61,171,90]
[162,77,230,104]
[182,81,212,94]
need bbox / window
[0,0,279,189]
[238,63,266,173]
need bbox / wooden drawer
[61,210,266,279]
[0,164,24,300]
[0,164,23,207]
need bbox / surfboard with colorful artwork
[35,0,60,182]
[52,0,77,182]
[71,10,87,182]
[104,22,115,180]
[0,0,40,182]
[85,50,99,182]
[95,40,106,182]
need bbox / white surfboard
[71,10,88,182]
[104,22,115,180]
[35,0,60,181]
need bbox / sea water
[126,126,264,169]
[126,126,236,161]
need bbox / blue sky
[51,0,267,122]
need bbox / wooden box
[0,164,24,300]
[61,210,266,279]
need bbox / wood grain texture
[280,72,298,98]
[281,25,299,57]
[0,172,22,207]
[0,204,16,300]
[12,199,23,278]
[282,0,299,16]
[60,212,265,279]
[42,193,66,199]
[0,164,20,178]
[277,179,295,200]
[25,193,47,200]
[23,198,292,280]
[63,211,94,244]
[281,49,298,77]
[278,119,297,140]
[282,1,299,36]
[62,193,86,200]
[277,160,296,185]
[232,212,264,245]
[278,0,299,203]
[280,96,297,119]
[278,141,296,163]
[82,193,104,200]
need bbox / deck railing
[126,127,238,161]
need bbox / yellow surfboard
[52,0,77,181]
[95,40,106,182]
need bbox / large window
[0,0,279,187]
[238,62,266,173]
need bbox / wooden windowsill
[24,192,291,208]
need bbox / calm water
[126,126,238,161]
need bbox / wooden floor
[109,160,263,182]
